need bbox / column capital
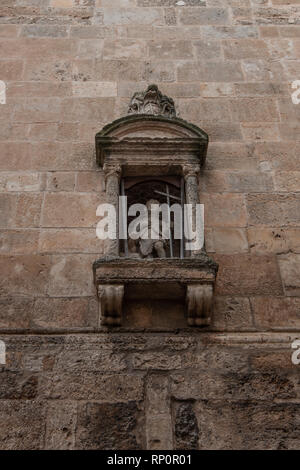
[103,163,122,181]
[182,164,200,179]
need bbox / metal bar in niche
[154,190,181,202]
[120,179,128,257]
[165,184,174,258]
[180,177,185,259]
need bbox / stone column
[103,163,121,257]
[183,164,203,257]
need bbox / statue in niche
[122,179,182,259]
[128,199,167,259]
[94,84,218,327]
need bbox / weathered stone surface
[0,333,298,450]
[0,59,24,80]
[180,8,229,25]
[146,374,169,416]
[138,0,205,5]
[54,349,126,372]
[0,230,39,254]
[206,143,258,171]
[278,254,300,297]
[230,97,279,122]
[146,414,173,450]
[39,372,144,401]
[241,122,280,142]
[203,119,241,140]
[39,229,104,254]
[195,401,300,450]
[0,371,38,399]
[48,254,95,296]
[0,296,33,329]
[254,142,299,171]
[0,401,46,450]
[250,350,298,373]
[0,194,42,228]
[23,58,73,81]
[200,193,247,227]
[0,255,51,296]
[131,352,182,370]
[210,228,248,254]
[247,194,300,227]
[274,171,300,192]
[223,39,270,59]
[251,297,300,330]
[46,172,75,192]
[45,402,77,450]
[32,297,98,329]
[214,254,283,296]
[21,25,68,38]
[177,60,243,82]
[72,81,117,97]
[0,25,19,38]
[42,193,100,228]
[76,171,104,192]
[76,402,144,449]
[174,401,199,450]
[0,39,77,60]
[149,40,193,59]
[103,8,163,25]
[212,296,254,331]
[241,58,284,81]
[182,346,249,374]
[61,98,116,122]
[201,25,257,39]
[179,98,230,122]
[170,371,227,401]
[247,227,293,254]
[0,172,44,192]
[172,367,296,402]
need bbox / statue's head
[146,199,160,211]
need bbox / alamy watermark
[96,198,204,252]
[0,81,6,104]
[0,340,6,365]
[291,80,300,105]
[291,340,300,365]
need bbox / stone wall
[0,0,299,449]
[1,333,300,449]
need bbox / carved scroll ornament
[98,284,124,326]
[128,84,176,118]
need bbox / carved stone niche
[93,85,218,328]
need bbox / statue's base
[93,256,218,327]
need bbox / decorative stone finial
[128,84,176,118]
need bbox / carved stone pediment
[128,84,176,118]
[95,114,208,173]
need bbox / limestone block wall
[0,0,299,449]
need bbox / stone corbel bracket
[186,284,213,327]
[98,284,124,326]
[94,257,218,328]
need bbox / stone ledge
[0,332,299,345]
[93,255,218,282]
[94,256,218,327]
